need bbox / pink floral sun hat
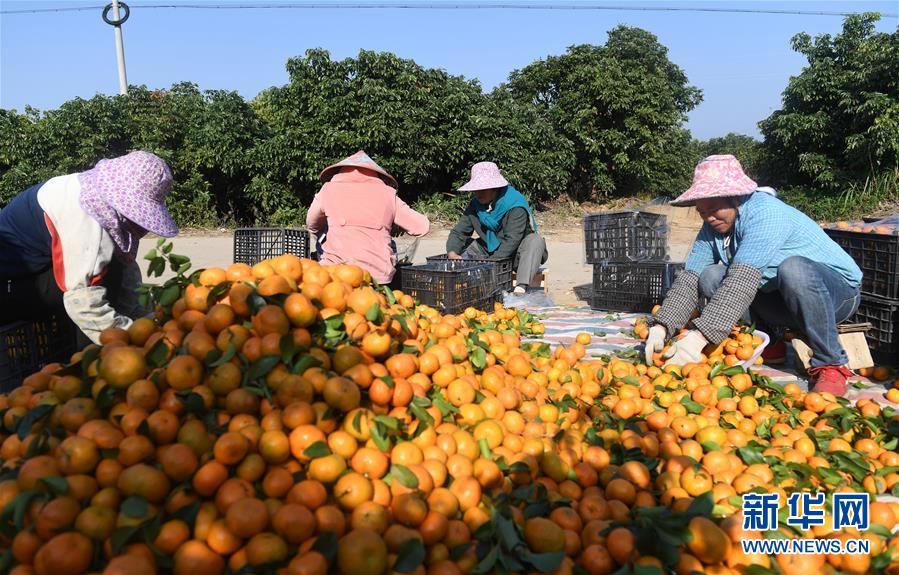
[458,162,510,192]
[670,155,758,207]
[78,151,178,260]
[320,150,398,188]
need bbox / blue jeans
[699,256,860,367]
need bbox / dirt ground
[139,205,704,306]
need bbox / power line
[2,2,896,18]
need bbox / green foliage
[1,49,576,227]
[779,169,899,221]
[252,49,572,210]
[696,133,765,180]
[1,83,267,227]
[412,192,470,224]
[3,15,893,226]
[505,26,703,201]
[759,13,899,213]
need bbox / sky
[1,1,897,140]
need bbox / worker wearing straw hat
[307,150,430,285]
[644,155,862,395]
[0,151,179,344]
[447,162,547,295]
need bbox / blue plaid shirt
[684,192,862,291]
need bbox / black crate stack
[1,314,80,392]
[584,211,682,313]
[233,228,313,265]
[824,226,899,364]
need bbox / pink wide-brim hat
[320,150,398,188]
[78,150,178,238]
[458,162,510,192]
[670,155,758,207]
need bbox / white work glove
[644,325,668,365]
[662,330,709,367]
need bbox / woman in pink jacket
[306,151,430,285]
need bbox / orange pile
[828,221,899,235]
[1,254,899,575]
[635,313,766,368]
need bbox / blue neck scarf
[471,186,537,253]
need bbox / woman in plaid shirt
[645,155,862,395]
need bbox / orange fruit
[271,254,304,282]
[193,460,229,498]
[245,532,289,566]
[127,317,157,346]
[618,461,650,490]
[225,498,269,539]
[580,544,615,575]
[687,516,731,564]
[605,478,636,505]
[165,355,203,391]
[524,517,565,553]
[173,540,225,575]
[11,530,42,564]
[334,472,374,511]
[154,519,191,554]
[273,503,316,545]
[323,376,362,412]
[103,554,156,575]
[606,526,635,565]
[337,528,388,575]
[117,463,171,503]
[286,552,329,575]
[253,304,291,336]
[213,432,249,465]
[35,496,81,539]
[33,532,93,575]
[99,346,148,389]
[307,454,348,483]
[386,354,418,379]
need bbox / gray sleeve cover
[653,270,700,338]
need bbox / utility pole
[102,1,130,95]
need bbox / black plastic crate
[590,262,684,313]
[852,295,899,364]
[824,228,899,299]
[233,228,312,266]
[426,254,514,292]
[388,263,413,291]
[401,260,500,315]
[583,211,668,264]
[1,314,80,392]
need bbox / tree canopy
[758,12,898,217]
[505,26,703,201]
[2,16,895,226]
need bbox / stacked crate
[584,211,682,313]
[825,223,899,364]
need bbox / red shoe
[761,339,787,365]
[808,365,853,396]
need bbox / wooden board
[786,323,871,338]
[837,322,872,334]
[792,332,874,372]
[512,268,548,289]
